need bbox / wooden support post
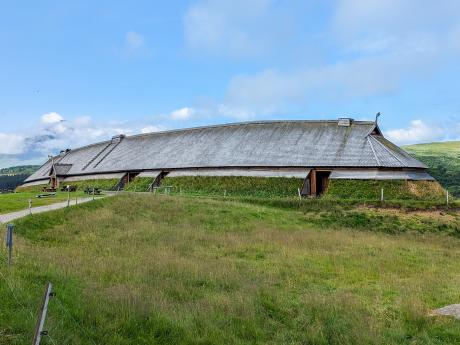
[28,199,32,215]
[92,187,95,201]
[381,188,384,202]
[310,170,317,196]
[297,188,301,199]
[32,282,53,345]
[67,188,70,207]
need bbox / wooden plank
[301,171,311,196]
[310,170,317,196]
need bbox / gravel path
[430,304,460,320]
[0,197,104,224]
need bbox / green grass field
[1,194,460,344]
[0,191,86,214]
[404,141,460,196]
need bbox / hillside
[2,194,460,344]
[0,165,40,176]
[0,165,39,191]
[404,141,460,196]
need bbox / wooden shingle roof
[25,119,427,183]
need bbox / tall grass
[1,194,460,344]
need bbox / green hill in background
[404,141,460,196]
[0,165,40,190]
[0,165,40,176]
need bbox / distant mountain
[0,165,40,191]
[403,141,460,196]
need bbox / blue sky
[1,0,460,168]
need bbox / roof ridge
[367,136,381,166]
[369,136,405,166]
[126,119,376,140]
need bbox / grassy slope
[1,194,460,344]
[0,191,86,214]
[404,141,460,196]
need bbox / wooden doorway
[315,170,331,196]
[303,170,331,197]
[50,176,58,189]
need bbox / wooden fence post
[381,188,384,203]
[29,199,32,215]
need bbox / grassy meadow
[0,191,86,214]
[1,194,460,344]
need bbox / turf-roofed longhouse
[22,118,434,196]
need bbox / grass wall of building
[65,179,120,191]
[125,177,155,192]
[15,183,49,193]
[323,179,446,201]
[161,176,304,198]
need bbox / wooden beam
[310,170,317,196]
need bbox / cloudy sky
[1,0,460,168]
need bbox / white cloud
[170,107,195,120]
[0,133,25,154]
[184,0,298,58]
[386,120,445,145]
[218,52,428,118]
[74,116,92,126]
[0,112,166,166]
[41,112,63,124]
[185,0,460,118]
